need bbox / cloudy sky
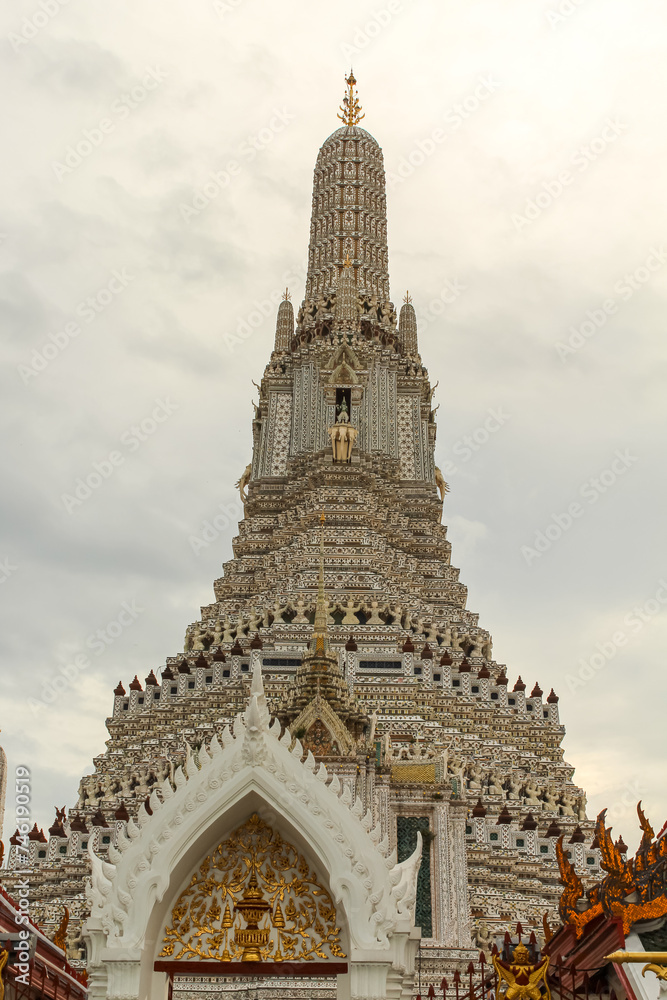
[2,0,666,850]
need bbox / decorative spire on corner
[399,290,418,355]
[337,70,365,127]
[248,660,270,731]
[282,287,291,301]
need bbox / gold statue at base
[493,941,551,1000]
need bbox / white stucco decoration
[83,664,422,1000]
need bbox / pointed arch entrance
[157,811,346,965]
[84,667,422,1000]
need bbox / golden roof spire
[282,287,291,301]
[337,70,365,127]
[403,290,413,304]
[312,511,328,653]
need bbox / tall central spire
[305,72,389,300]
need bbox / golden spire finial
[343,251,352,268]
[282,287,291,301]
[403,290,412,304]
[337,69,365,127]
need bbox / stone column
[448,798,472,947]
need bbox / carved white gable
[84,665,422,1000]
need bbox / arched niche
[146,793,351,983]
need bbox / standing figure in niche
[336,397,350,423]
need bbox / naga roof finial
[337,70,365,127]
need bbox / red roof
[0,882,87,1000]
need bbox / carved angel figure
[543,786,559,811]
[84,777,101,808]
[468,763,483,791]
[365,600,384,624]
[448,755,466,785]
[524,780,543,809]
[488,772,505,798]
[342,597,361,625]
[270,599,289,624]
[560,792,577,817]
[475,919,493,950]
[424,621,439,642]
[191,624,205,651]
[507,775,523,801]
[292,596,309,623]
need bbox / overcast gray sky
[1,0,665,850]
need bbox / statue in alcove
[336,397,350,423]
[328,390,357,461]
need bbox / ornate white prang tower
[3,75,601,998]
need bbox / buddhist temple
[2,72,665,1000]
